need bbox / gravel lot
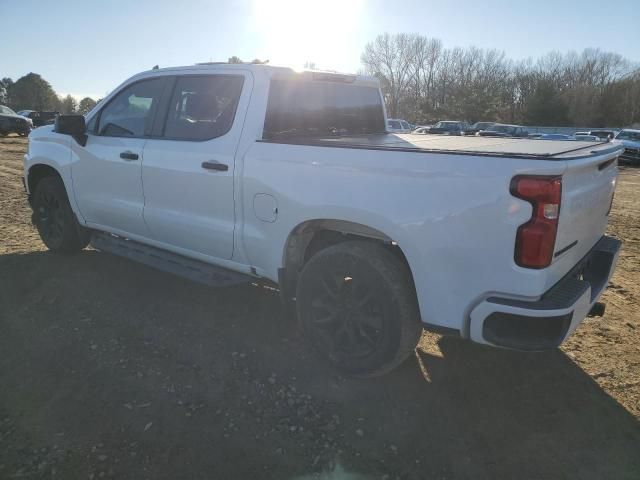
[1,136,639,479]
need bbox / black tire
[32,176,91,253]
[296,241,423,377]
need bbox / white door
[72,76,169,237]
[141,72,250,260]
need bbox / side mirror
[55,114,87,146]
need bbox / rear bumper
[468,235,621,351]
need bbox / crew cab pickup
[23,64,623,376]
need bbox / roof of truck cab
[135,64,380,87]
[263,133,624,160]
[151,63,293,74]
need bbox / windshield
[0,106,17,115]
[388,120,401,129]
[616,131,640,142]
[474,122,492,129]
[263,79,386,138]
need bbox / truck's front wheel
[32,176,91,253]
[296,241,423,377]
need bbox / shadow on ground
[0,251,638,479]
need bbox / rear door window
[163,75,244,141]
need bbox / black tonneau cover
[261,133,623,160]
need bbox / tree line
[0,73,98,115]
[4,45,639,127]
[361,33,640,127]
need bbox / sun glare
[251,0,364,72]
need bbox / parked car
[24,64,622,376]
[17,110,59,127]
[412,125,432,134]
[477,123,529,138]
[466,121,494,135]
[574,134,600,141]
[615,129,640,165]
[428,120,469,135]
[575,130,615,140]
[0,105,33,136]
[589,130,616,140]
[538,134,574,140]
[386,118,412,133]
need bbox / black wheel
[32,176,91,253]
[296,241,423,377]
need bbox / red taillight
[510,175,562,269]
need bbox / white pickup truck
[23,63,623,376]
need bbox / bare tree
[361,33,640,127]
[361,33,417,117]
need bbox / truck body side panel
[240,141,583,332]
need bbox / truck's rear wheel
[296,241,423,377]
[32,176,90,253]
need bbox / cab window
[96,78,166,137]
[163,75,244,141]
[263,79,385,138]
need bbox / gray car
[615,129,640,165]
[477,123,529,138]
[0,105,33,136]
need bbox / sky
[2,0,639,100]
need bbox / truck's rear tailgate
[552,149,618,277]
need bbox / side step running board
[91,232,252,288]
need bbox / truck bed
[261,133,622,160]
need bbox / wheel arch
[27,163,62,198]
[279,219,417,309]
[26,161,85,224]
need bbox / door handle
[201,161,228,172]
[120,151,139,161]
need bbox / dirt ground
[0,135,638,480]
